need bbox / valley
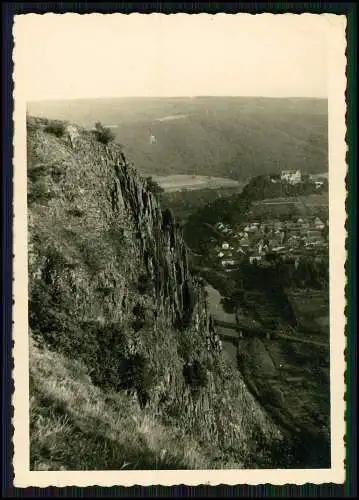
[179,174,330,468]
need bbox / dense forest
[159,185,243,223]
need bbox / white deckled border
[12,12,347,487]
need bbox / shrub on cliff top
[146,177,164,198]
[44,121,66,138]
[94,122,115,145]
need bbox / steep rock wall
[27,117,283,467]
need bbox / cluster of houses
[212,215,328,271]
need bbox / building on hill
[307,229,322,239]
[272,246,286,253]
[280,169,302,184]
[314,218,325,230]
[249,255,262,264]
[221,259,236,268]
[236,247,246,255]
[239,238,249,247]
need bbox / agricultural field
[237,326,330,467]
[153,174,242,192]
[249,193,329,220]
[286,288,330,335]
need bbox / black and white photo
[12,12,347,487]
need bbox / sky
[14,13,333,101]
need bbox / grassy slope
[30,338,222,471]
[249,193,329,220]
[27,97,328,181]
[31,334,286,470]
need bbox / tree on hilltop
[94,122,115,145]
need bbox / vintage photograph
[12,13,346,486]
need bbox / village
[209,170,329,272]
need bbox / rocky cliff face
[108,144,221,349]
[27,117,283,468]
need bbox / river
[205,284,236,323]
[205,284,239,367]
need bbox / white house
[314,217,325,230]
[258,240,268,255]
[249,255,262,264]
[218,251,224,258]
[281,169,302,184]
[222,242,230,250]
[222,260,236,267]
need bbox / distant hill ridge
[27,97,328,181]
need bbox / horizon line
[27,95,329,104]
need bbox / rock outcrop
[27,116,282,468]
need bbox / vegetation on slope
[159,185,243,224]
[30,337,230,470]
